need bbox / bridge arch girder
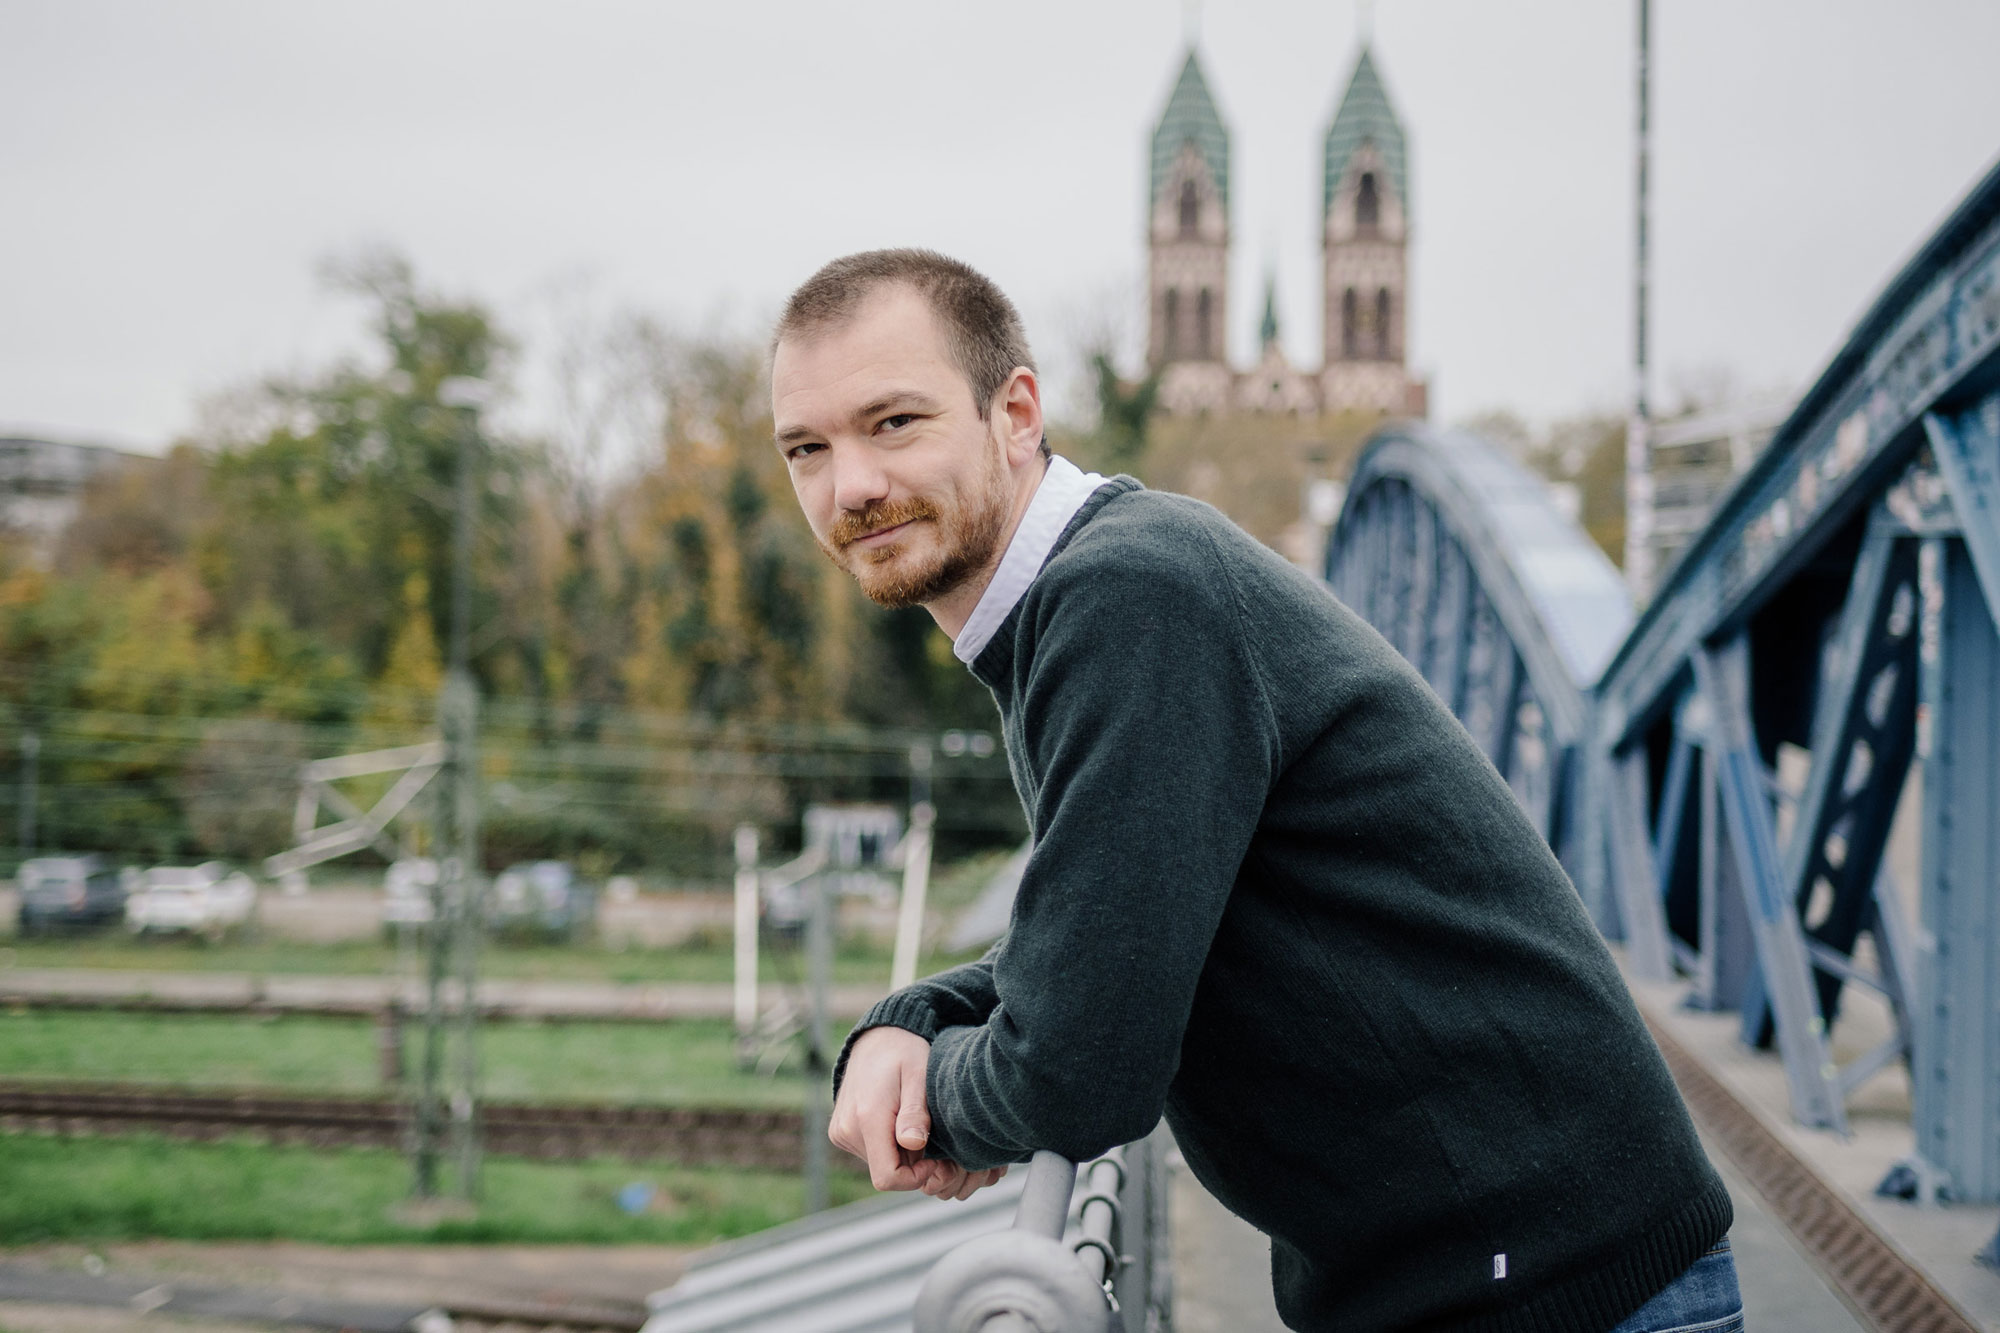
[1320,156,2000,1178]
[1325,423,1632,867]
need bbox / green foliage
[1566,417,1629,567]
[0,1011,376,1094]
[1056,353,1377,560]
[0,254,1017,870]
[1082,353,1161,472]
[1120,410,1375,552]
[0,1134,869,1245]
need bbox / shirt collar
[953,454,1109,664]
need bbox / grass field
[0,1009,851,1106]
[0,1132,871,1246]
[0,855,1013,1251]
[0,931,980,986]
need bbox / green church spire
[1151,49,1231,211]
[1322,45,1407,217]
[1260,276,1280,348]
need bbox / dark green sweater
[841,480,1728,1332]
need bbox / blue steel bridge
[641,156,2000,1333]
[1334,147,2000,1162]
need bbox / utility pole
[732,825,760,1067]
[414,375,488,1201]
[1624,0,1655,600]
[17,730,37,859]
[416,829,447,1195]
[803,869,832,1214]
[892,743,936,993]
[442,674,482,1198]
[891,802,934,992]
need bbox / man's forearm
[831,948,1003,1099]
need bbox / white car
[381,858,440,928]
[125,863,257,936]
[488,860,593,940]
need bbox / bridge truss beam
[1327,155,2000,1196]
[1586,158,2000,1179]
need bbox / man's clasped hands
[828,1027,1010,1201]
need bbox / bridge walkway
[1623,948,2000,1330]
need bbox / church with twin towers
[1146,42,1428,419]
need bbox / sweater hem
[1443,1177,1734,1333]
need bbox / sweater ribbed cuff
[829,988,944,1103]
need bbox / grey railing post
[1069,1154,1126,1291]
[911,1151,1117,1333]
[1013,1150,1078,1237]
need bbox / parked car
[125,862,256,938]
[15,855,126,936]
[381,857,440,930]
[487,861,595,942]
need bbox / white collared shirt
[953,454,1110,665]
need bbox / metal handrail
[1070,1154,1127,1289]
[1014,1149,1080,1238]
[911,1149,1122,1333]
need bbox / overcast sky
[5,0,1999,453]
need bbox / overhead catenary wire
[0,708,1019,862]
[0,654,987,753]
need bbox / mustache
[828,497,940,549]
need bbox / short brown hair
[775,249,1046,456]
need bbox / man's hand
[830,1026,937,1191]
[829,1026,1009,1200]
[914,1159,1010,1201]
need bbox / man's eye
[880,413,916,431]
[786,441,825,460]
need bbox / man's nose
[829,444,892,514]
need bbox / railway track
[0,1080,849,1172]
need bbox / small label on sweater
[1492,1254,1507,1280]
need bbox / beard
[818,437,1014,608]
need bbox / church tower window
[1356,171,1379,234]
[1319,44,1421,414]
[1147,49,1230,392]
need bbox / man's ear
[994,368,1044,467]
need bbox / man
[770,249,1740,1333]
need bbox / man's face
[772,285,1013,608]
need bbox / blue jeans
[1607,1238,1744,1333]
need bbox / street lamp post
[17,729,38,859]
[1625,0,1656,600]
[413,375,490,1201]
